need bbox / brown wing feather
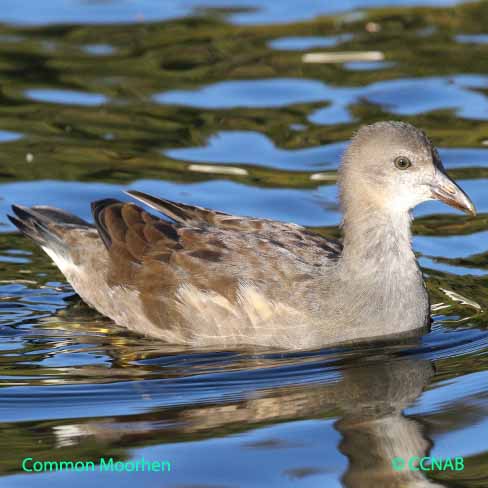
[126,190,229,227]
[92,199,182,259]
[91,195,342,301]
[126,190,342,255]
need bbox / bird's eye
[394,156,412,170]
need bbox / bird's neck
[326,202,430,337]
[340,203,418,277]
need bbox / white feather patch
[41,246,76,274]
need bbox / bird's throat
[339,207,422,292]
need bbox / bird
[8,121,476,349]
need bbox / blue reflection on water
[26,89,108,106]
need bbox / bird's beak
[430,169,476,216]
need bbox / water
[0,0,488,486]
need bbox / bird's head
[339,121,476,217]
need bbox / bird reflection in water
[37,340,444,487]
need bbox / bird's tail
[8,204,92,260]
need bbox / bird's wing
[91,194,341,299]
[126,190,342,255]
